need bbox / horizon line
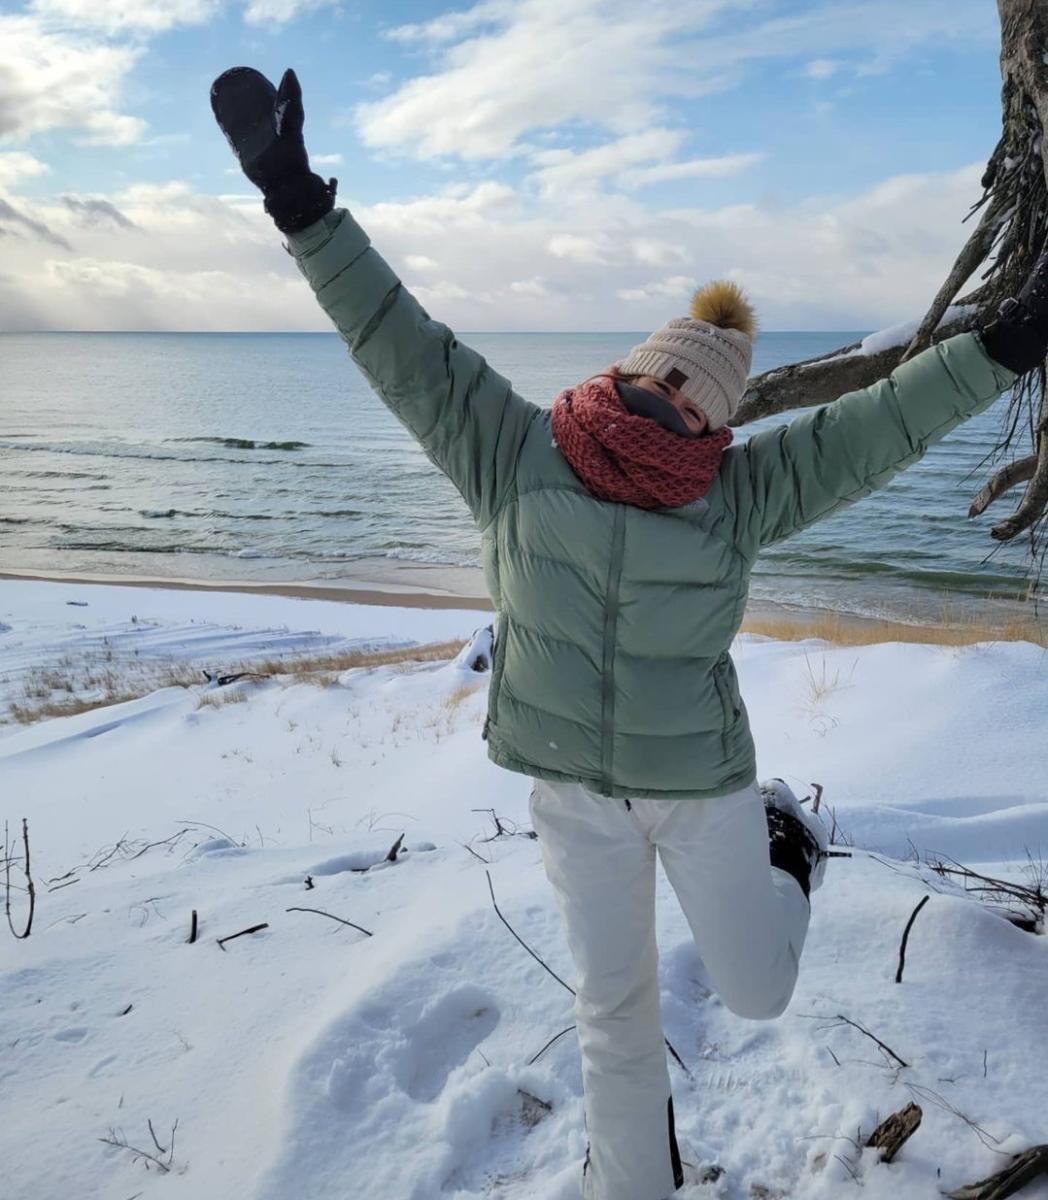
[0,328,871,337]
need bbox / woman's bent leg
[650,782,811,1021]
[529,779,683,1200]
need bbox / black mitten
[979,248,1048,374]
[210,66,337,235]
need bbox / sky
[0,0,1007,332]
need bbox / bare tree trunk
[734,0,1048,556]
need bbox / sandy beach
[3,566,1045,646]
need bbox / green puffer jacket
[288,208,1015,800]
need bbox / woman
[212,67,1045,1200]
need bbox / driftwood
[866,1102,923,1164]
[733,0,1048,564]
[944,1144,1048,1199]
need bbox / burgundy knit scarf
[551,375,733,510]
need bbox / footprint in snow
[394,984,501,1102]
[325,983,501,1113]
[53,1027,89,1044]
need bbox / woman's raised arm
[212,65,539,526]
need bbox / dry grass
[196,689,249,710]
[3,640,468,727]
[7,662,201,725]
[742,607,1048,648]
[250,639,466,685]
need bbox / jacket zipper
[482,615,506,741]
[599,507,626,795]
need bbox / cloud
[0,196,73,249]
[529,129,685,196]
[616,275,697,303]
[0,15,145,145]
[312,153,344,166]
[28,0,220,34]
[509,277,548,297]
[625,153,764,189]
[28,0,334,31]
[804,58,840,80]
[357,0,996,163]
[547,234,609,265]
[357,0,734,162]
[60,196,138,230]
[0,151,49,189]
[242,0,336,24]
[0,163,993,337]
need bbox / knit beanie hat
[618,281,758,430]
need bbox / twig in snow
[216,922,269,950]
[486,869,574,994]
[120,1004,133,1016]
[385,833,405,862]
[99,1119,180,1174]
[47,876,80,893]
[4,819,35,939]
[527,1025,576,1066]
[833,1154,862,1184]
[803,1013,909,1069]
[896,895,931,983]
[285,907,372,937]
[188,910,198,944]
[147,1119,167,1156]
[485,869,692,1078]
[472,808,538,842]
[460,840,491,865]
[903,1082,1006,1153]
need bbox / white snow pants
[528,778,811,1200]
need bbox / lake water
[0,330,1039,625]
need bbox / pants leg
[646,781,811,1021]
[528,779,683,1200]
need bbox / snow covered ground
[1,579,1046,1200]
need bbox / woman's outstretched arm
[719,252,1048,554]
[287,207,539,526]
[719,332,1015,553]
[212,65,539,526]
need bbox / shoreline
[2,568,1045,646]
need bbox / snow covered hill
[1,580,1046,1200]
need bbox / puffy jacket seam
[499,681,596,728]
[476,406,544,535]
[314,244,372,290]
[353,282,401,357]
[499,611,601,663]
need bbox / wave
[0,441,288,467]
[166,437,311,451]
[21,470,109,481]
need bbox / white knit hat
[618,281,758,430]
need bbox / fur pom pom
[690,280,758,338]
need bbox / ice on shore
[0,578,1045,1200]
